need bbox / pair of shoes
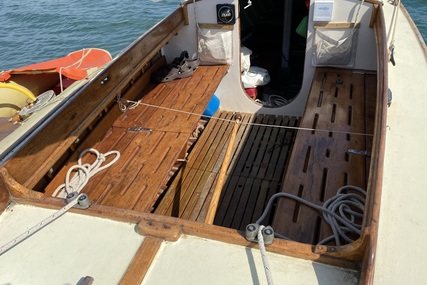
[172,51,200,71]
[152,51,200,83]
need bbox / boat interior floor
[43,64,229,212]
[40,67,375,246]
[155,111,300,227]
[273,67,376,245]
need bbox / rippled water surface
[1,0,425,70]
[1,0,181,70]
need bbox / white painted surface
[164,0,376,116]
[142,235,359,285]
[374,2,427,285]
[0,203,144,284]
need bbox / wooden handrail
[360,3,388,284]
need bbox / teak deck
[44,65,228,212]
[42,66,375,244]
[154,111,300,228]
[273,67,376,244]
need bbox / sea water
[1,0,182,70]
[0,0,426,70]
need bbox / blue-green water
[1,0,182,70]
[1,0,425,71]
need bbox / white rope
[52,148,120,198]
[58,48,93,93]
[0,193,84,256]
[258,225,274,285]
[116,98,374,137]
[255,185,366,246]
[389,0,401,47]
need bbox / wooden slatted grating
[272,67,376,244]
[44,65,229,212]
[155,111,300,230]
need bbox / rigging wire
[116,98,374,137]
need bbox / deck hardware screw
[101,76,109,85]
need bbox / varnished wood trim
[138,218,181,242]
[198,23,235,30]
[119,237,162,285]
[4,7,187,189]
[11,195,359,269]
[0,174,11,213]
[370,4,379,28]
[360,5,388,285]
[0,168,42,199]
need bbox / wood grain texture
[43,65,228,213]
[119,237,162,285]
[4,7,188,189]
[273,67,377,245]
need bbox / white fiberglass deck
[374,2,427,284]
[142,235,358,285]
[0,204,144,284]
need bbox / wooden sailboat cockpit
[0,0,389,283]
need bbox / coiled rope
[255,185,366,246]
[52,148,120,198]
[251,185,365,284]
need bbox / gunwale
[0,1,390,284]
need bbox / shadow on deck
[154,111,300,230]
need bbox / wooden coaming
[360,5,388,284]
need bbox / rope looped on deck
[52,148,120,198]
[252,185,366,246]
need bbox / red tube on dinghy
[0,48,112,82]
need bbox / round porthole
[217,4,235,25]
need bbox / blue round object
[203,94,220,116]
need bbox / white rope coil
[255,185,366,246]
[52,148,120,198]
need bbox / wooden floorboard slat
[44,65,229,214]
[154,110,299,231]
[272,68,376,245]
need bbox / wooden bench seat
[44,65,229,211]
[272,67,376,244]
